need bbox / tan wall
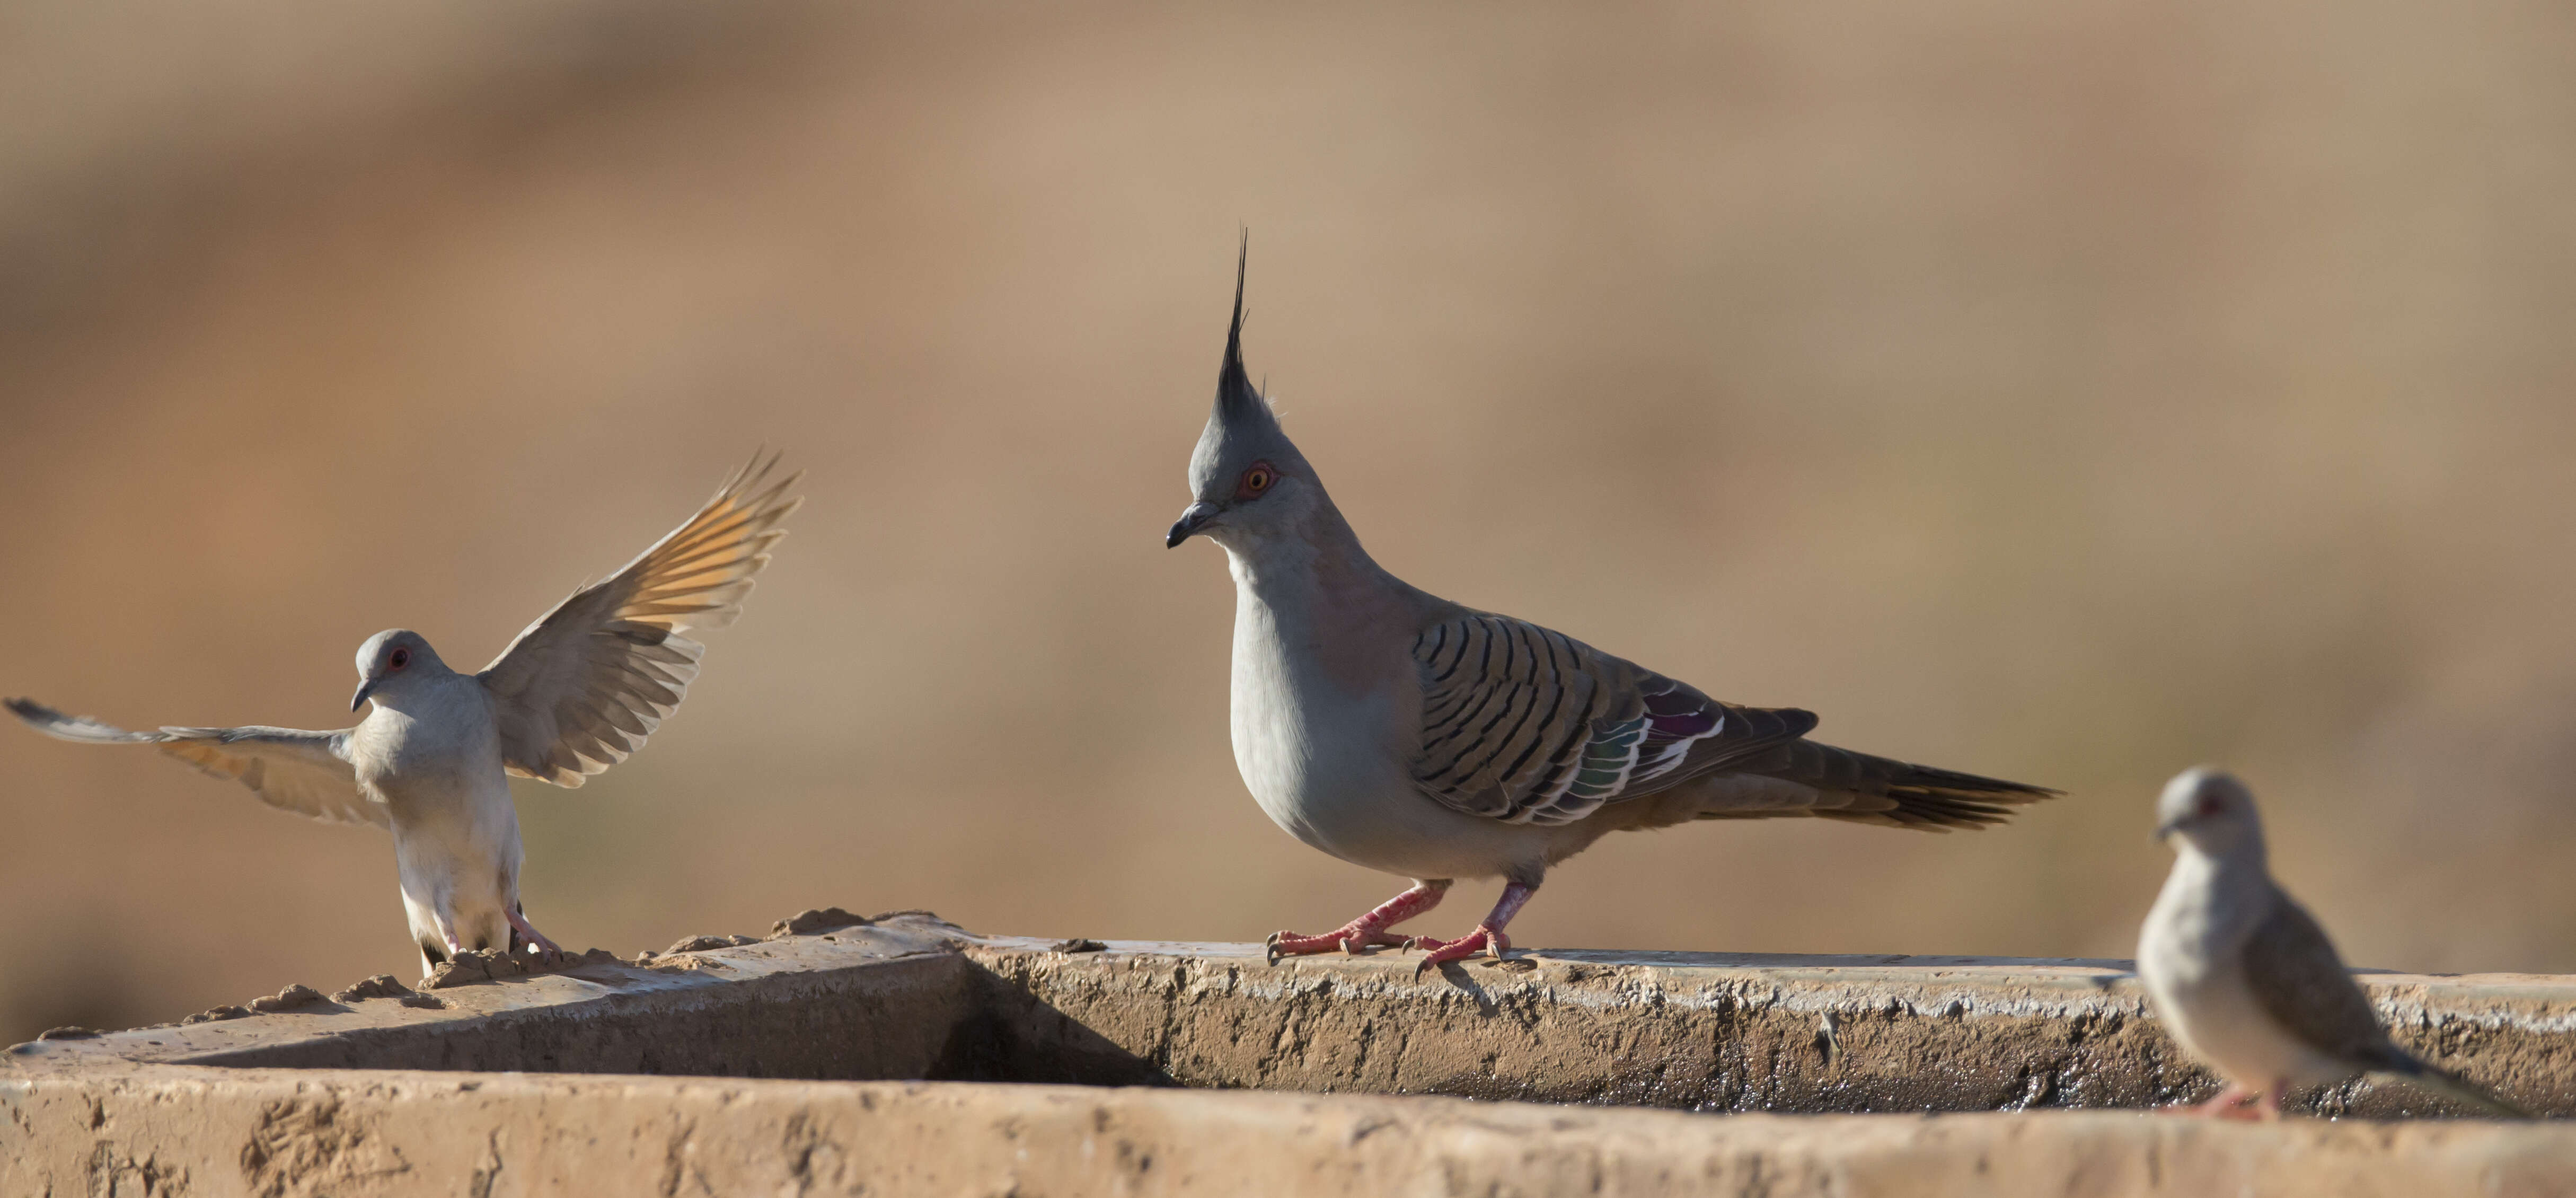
[6,1,2576,1045]
[15,1074,2574,1198]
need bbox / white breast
[348,676,518,863]
[351,674,526,952]
[1224,551,1550,881]
[2139,856,2349,1089]
[1228,568,1388,843]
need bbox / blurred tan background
[5,0,2574,1044]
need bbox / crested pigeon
[8,454,799,977]
[1166,246,2058,973]
[2138,768,2522,1118]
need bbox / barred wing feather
[1407,614,1814,825]
[478,454,800,788]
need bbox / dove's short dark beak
[350,680,375,712]
[1166,501,1221,548]
[2154,818,2180,842]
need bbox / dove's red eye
[1237,463,1276,499]
[389,648,410,671]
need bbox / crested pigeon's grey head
[2154,766,2266,860]
[1167,241,1319,550]
[350,628,451,712]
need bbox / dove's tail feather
[2372,1063,2529,1119]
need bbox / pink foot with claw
[1412,925,1511,974]
[2170,1081,2280,1121]
[1266,880,1451,965]
[506,903,565,965]
[1410,880,1538,979]
[2247,1081,2286,1121]
[1266,928,1416,959]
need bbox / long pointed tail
[1751,739,2060,831]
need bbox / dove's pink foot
[1266,880,1451,964]
[507,903,565,964]
[2251,1081,2286,1121]
[1413,881,1537,977]
[413,921,467,980]
[2177,1082,2274,1120]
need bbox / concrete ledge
[10,1072,2576,1197]
[963,940,2576,1117]
[6,912,2573,1196]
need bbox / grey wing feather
[6,697,381,827]
[2239,891,2522,1115]
[2239,888,2409,1069]
[478,452,800,788]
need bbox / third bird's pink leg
[507,904,564,964]
[1413,882,1538,975]
[1267,880,1452,963]
[2183,1083,2256,1119]
[2251,1082,2286,1121]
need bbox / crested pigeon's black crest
[1216,233,1272,430]
[1187,235,1307,505]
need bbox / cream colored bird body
[349,669,524,970]
[8,455,799,978]
[2138,768,2522,1118]
[1170,247,2057,970]
[2139,840,2349,1093]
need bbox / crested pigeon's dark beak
[1166,501,1221,548]
[2154,817,2181,842]
[351,680,376,712]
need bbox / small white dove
[2138,767,2522,1118]
[9,454,800,977]
[1166,244,2057,973]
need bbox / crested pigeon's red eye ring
[389,648,411,671]
[1237,462,1276,499]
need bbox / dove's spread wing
[5,698,381,827]
[1408,614,1816,825]
[478,454,800,788]
[2240,888,2407,1069]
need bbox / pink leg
[506,903,563,964]
[2176,1082,2260,1120]
[1267,880,1451,964]
[1413,881,1538,976]
[2250,1080,2286,1121]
